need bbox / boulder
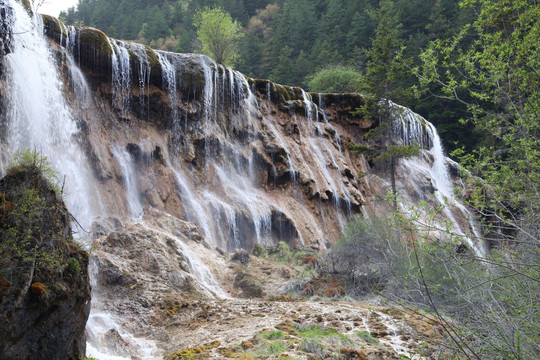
[0,163,91,360]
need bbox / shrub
[306,65,361,93]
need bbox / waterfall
[0,0,99,231]
[112,146,143,220]
[390,102,486,256]
[300,90,352,217]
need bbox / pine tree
[351,0,418,211]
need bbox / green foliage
[0,149,87,294]
[411,5,540,357]
[261,329,284,340]
[332,203,539,359]
[293,323,338,338]
[306,65,362,93]
[349,1,419,211]
[8,148,60,195]
[0,187,60,274]
[415,0,540,226]
[67,257,81,276]
[355,330,379,345]
[193,6,244,66]
[266,341,288,354]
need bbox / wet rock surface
[162,299,445,359]
[87,213,446,359]
[0,166,91,360]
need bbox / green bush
[306,65,361,93]
[355,330,379,345]
[7,148,60,195]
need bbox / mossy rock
[0,159,91,359]
[177,57,206,95]
[291,86,305,100]
[17,0,32,15]
[164,341,221,360]
[79,27,112,56]
[127,45,160,68]
[275,84,294,103]
[41,14,67,38]
[234,269,264,298]
[145,46,160,67]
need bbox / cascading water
[300,90,352,230]
[390,102,486,256]
[108,38,131,119]
[112,146,143,220]
[0,0,99,231]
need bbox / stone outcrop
[0,164,91,360]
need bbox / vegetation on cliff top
[193,6,243,66]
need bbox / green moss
[275,84,294,103]
[67,257,81,276]
[291,87,304,99]
[41,14,67,37]
[216,64,225,75]
[18,0,32,15]
[145,46,160,67]
[79,27,112,56]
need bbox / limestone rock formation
[0,163,91,360]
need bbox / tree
[270,46,295,86]
[415,0,540,240]
[350,0,418,212]
[193,6,244,66]
[404,0,540,357]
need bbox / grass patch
[355,330,379,345]
[293,323,339,337]
[260,329,284,340]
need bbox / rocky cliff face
[0,1,483,358]
[38,15,374,251]
[0,163,91,360]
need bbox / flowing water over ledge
[0,1,485,357]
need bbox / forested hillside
[60,0,477,151]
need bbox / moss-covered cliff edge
[0,153,91,360]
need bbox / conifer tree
[350,0,418,211]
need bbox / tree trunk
[390,155,397,213]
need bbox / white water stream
[0,0,99,230]
[391,102,486,257]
